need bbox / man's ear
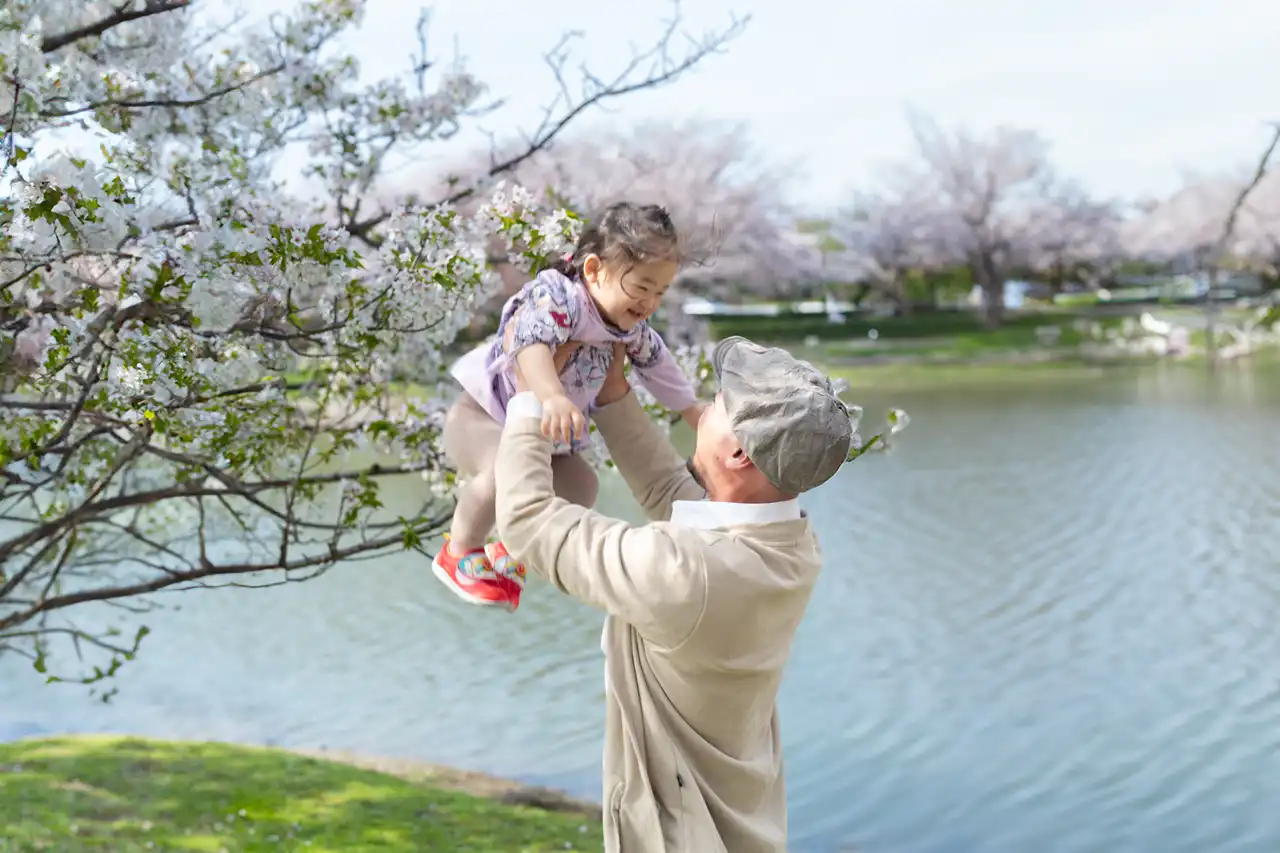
[724,446,754,472]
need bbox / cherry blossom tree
[0,0,748,692]
[1121,182,1232,269]
[828,114,1118,324]
[903,113,1062,326]
[1123,125,1280,358]
[1123,127,1280,283]
[1022,180,1122,292]
[537,119,802,297]
[423,118,803,304]
[827,173,952,310]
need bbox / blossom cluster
[0,1,889,688]
[0,0,604,681]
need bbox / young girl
[434,202,704,610]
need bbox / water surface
[4,360,1279,853]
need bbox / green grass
[1047,291,1099,307]
[705,307,1097,343]
[811,320,1111,361]
[781,313,1132,377]
[820,357,1122,391]
[0,736,602,853]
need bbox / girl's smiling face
[582,254,677,331]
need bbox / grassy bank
[0,735,602,852]
[705,306,1100,343]
[820,355,1123,391]
[817,345,1280,391]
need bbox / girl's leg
[550,452,600,508]
[441,393,503,553]
[436,394,511,606]
[447,467,498,556]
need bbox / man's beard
[685,456,706,490]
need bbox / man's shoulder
[655,523,821,663]
[694,521,821,588]
[655,517,819,574]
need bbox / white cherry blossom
[0,0,746,690]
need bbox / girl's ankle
[446,540,481,559]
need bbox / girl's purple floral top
[450,269,697,453]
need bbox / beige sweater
[494,391,823,852]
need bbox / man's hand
[679,402,708,430]
[595,343,631,407]
[552,341,581,375]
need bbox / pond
[3,359,1279,853]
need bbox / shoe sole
[431,559,508,608]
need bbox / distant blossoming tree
[0,0,748,693]
[835,113,1118,326]
[1123,124,1280,356]
[412,117,804,311]
[829,175,953,310]
[510,118,803,297]
[1124,126,1280,286]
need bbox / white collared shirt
[669,497,801,529]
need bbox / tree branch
[0,515,448,631]
[346,4,749,245]
[40,1,193,54]
[41,63,288,119]
[1213,123,1280,259]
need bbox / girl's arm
[512,340,567,401]
[511,340,586,445]
[502,272,580,369]
[502,273,586,443]
[626,326,704,428]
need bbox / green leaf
[846,433,883,462]
[400,518,422,550]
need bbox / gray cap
[712,335,853,495]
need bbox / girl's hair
[550,201,680,285]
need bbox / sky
[254,0,1280,212]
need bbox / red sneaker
[486,541,526,611]
[432,542,514,608]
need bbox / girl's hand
[543,393,587,444]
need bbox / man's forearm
[594,391,704,522]
[493,393,706,648]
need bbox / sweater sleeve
[494,395,707,648]
[592,391,705,522]
[501,272,580,358]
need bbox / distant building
[967,280,1029,309]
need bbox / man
[493,335,853,852]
